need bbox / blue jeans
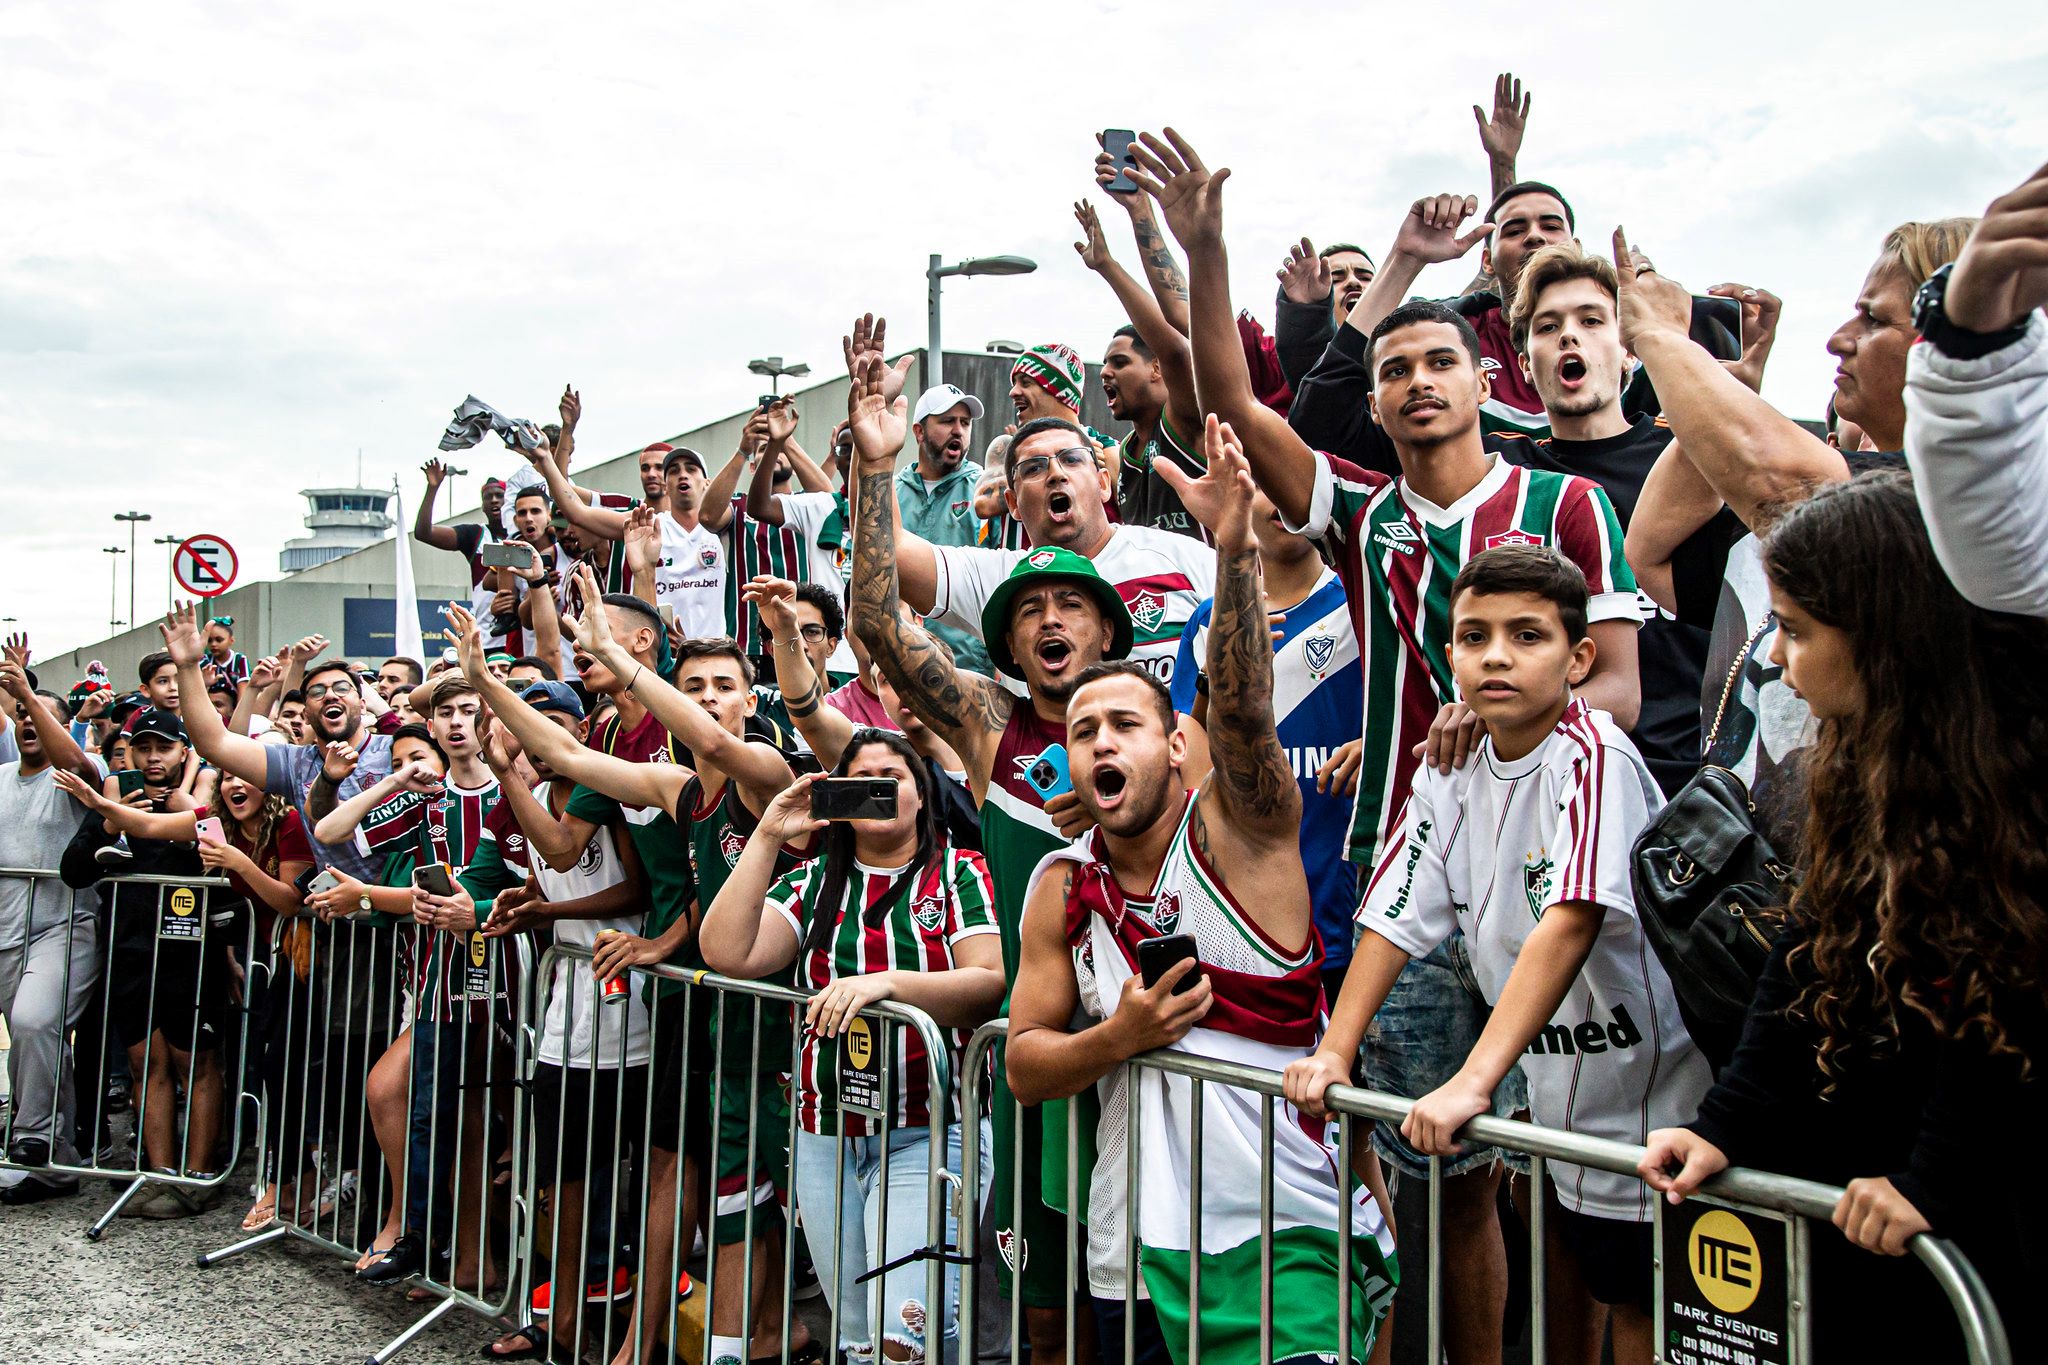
[791,1120,990,1364]
[404,1019,465,1246]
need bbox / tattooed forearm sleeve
[848,467,1011,753]
[1129,206,1191,332]
[1204,543,1301,832]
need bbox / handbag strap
[1703,614,1773,763]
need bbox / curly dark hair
[1761,471,2048,1081]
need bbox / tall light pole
[926,254,1037,392]
[103,546,125,633]
[746,356,810,397]
[115,511,151,628]
[151,533,182,609]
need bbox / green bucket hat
[979,546,1134,681]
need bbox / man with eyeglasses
[162,604,395,881]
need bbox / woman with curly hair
[1638,471,2048,1359]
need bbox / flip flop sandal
[478,1325,546,1361]
[354,1244,395,1273]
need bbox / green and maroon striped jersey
[720,492,847,656]
[1290,450,1638,867]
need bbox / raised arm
[159,603,272,785]
[312,761,442,847]
[1156,419,1302,846]
[699,413,768,534]
[449,602,686,813]
[744,576,856,767]
[413,460,465,552]
[529,444,632,540]
[699,778,819,980]
[844,350,1014,785]
[1130,128,1321,527]
[1625,441,1729,616]
[747,400,801,522]
[1,646,90,781]
[477,721,597,873]
[565,564,791,802]
[782,434,834,494]
[1074,199,1202,444]
[842,314,941,612]
[1094,138,1191,335]
[1615,229,1846,528]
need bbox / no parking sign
[173,534,239,599]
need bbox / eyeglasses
[1012,447,1098,483]
[303,680,359,700]
[796,624,830,643]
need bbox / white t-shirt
[777,490,857,674]
[656,511,728,641]
[929,524,1216,690]
[1359,698,1711,1221]
[519,786,651,1068]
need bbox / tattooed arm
[1073,200,1204,454]
[843,351,1014,791]
[1095,142,1193,336]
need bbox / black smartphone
[1101,129,1140,194]
[1692,295,1743,354]
[757,394,779,410]
[412,863,457,897]
[292,866,321,898]
[1137,933,1202,996]
[810,778,898,822]
[115,769,146,797]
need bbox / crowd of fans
[4,73,2047,1365]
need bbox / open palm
[1127,128,1230,252]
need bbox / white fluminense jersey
[1359,699,1711,1220]
[656,511,728,641]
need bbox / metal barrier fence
[0,865,256,1240]
[197,912,535,1365]
[516,945,972,1365]
[957,1019,2012,1365]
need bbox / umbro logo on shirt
[1371,522,1420,556]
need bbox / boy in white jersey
[1287,545,1710,1365]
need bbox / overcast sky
[7,0,2047,661]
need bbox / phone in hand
[293,866,323,898]
[115,769,146,798]
[810,778,898,822]
[1692,295,1742,355]
[305,869,343,898]
[194,816,226,846]
[1101,129,1140,195]
[481,542,534,571]
[1137,933,1202,996]
[412,863,457,898]
[1020,744,1072,801]
[657,603,676,630]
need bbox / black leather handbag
[1630,618,1795,1073]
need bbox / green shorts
[990,1067,1072,1308]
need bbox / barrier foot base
[367,1291,457,1365]
[197,1222,289,1268]
[85,1177,152,1241]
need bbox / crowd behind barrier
[7,67,2048,1365]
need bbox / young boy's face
[1448,589,1595,732]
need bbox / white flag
[393,477,425,665]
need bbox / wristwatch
[357,892,374,916]
[1913,262,2030,361]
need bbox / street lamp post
[151,534,182,609]
[115,511,151,627]
[925,253,1038,393]
[746,356,810,397]
[103,546,125,633]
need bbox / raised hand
[322,739,360,783]
[764,396,799,446]
[842,314,914,406]
[1072,199,1114,272]
[624,503,662,576]
[507,539,546,583]
[1612,227,1695,351]
[288,634,330,663]
[848,351,909,474]
[444,602,487,680]
[1277,237,1332,306]
[52,767,113,813]
[160,602,206,668]
[421,458,449,487]
[1155,415,1256,548]
[1474,72,1531,167]
[1945,158,2048,333]
[559,384,581,431]
[1390,193,1494,266]
[1126,127,1231,252]
[249,654,281,690]
[1707,282,1785,393]
[390,759,445,797]
[739,407,772,454]
[1093,132,1142,209]
[740,575,800,642]
[2,632,29,672]
[0,661,31,703]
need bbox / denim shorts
[1361,931,1530,1181]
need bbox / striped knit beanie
[1010,343,1085,413]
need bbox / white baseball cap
[911,384,985,426]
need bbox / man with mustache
[893,382,995,677]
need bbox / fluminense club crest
[1028,550,1057,569]
[1485,529,1541,551]
[912,893,947,932]
[1127,590,1166,633]
[720,828,746,866]
[1523,853,1554,919]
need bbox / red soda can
[596,930,628,1004]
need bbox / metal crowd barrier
[197,913,535,1365]
[521,946,973,1365]
[0,865,256,1241]
[956,1019,2013,1365]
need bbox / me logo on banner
[838,1015,882,1115]
[1659,1197,1798,1365]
